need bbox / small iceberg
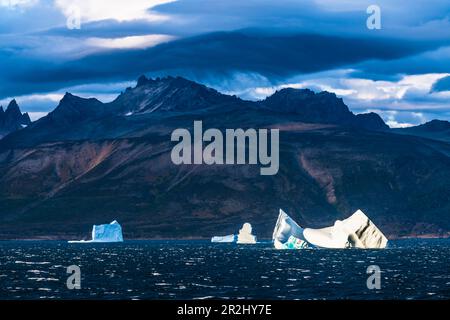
[211,234,236,243]
[273,209,387,249]
[237,223,257,244]
[68,220,124,243]
[211,223,257,244]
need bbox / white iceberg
[303,210,388,249]
[211,223,257,244]
[273,209,388,249]
[211,234,236,243]
[68,220,124,243]
[272,209,311,249]
[237,223,257,244]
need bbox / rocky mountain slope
[0,76,449,240]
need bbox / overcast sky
[0,0,449,127]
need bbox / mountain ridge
[394,119,450,143]
[1,75,392,149]
[258,87,389,131]
[0,76,449,240]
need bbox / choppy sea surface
[0,239,449,300]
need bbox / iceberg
[68,220,124,243]
[237,223,257,244]
[211,234,236,243]
[273,209,388,249]
[303,210,388,249]
[210,223,257,244]
[272,209,311,249]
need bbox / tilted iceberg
[273,209,388,249]
[303,210,388,249]
[272,209,311,249]
[68,220,124,243]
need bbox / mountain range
[0,76,449,240]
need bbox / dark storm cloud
[151,0,450,40]
[40,18,192,39]
[1,0,450,125]
[349,45,450,81]
[0,31,435,98]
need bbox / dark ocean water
[0,239,449,300]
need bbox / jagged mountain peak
[60,92,101,104]
[5,99,23,119]
[113,75,242,115]
[46,93,105,125]
[133,75,221,95]
[2,99,29,121]
[21,112,31,124]
[136,74,150,87]
[260,88,389,131]
[0,99,31,138]
[6,99,19,110]
[275,87,314,95]
[260,87,353,123]
[62,92,76,99]
[54,92,104,116]
[262,87,348,110]
[268,87,340,99]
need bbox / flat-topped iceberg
[211,223,257,244]
[68,220,124,243]
[211,234,236,243]
[273,209,387,249]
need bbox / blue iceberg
[69,220,124,243]
[272,209,311,249]
[211,235,236,243]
